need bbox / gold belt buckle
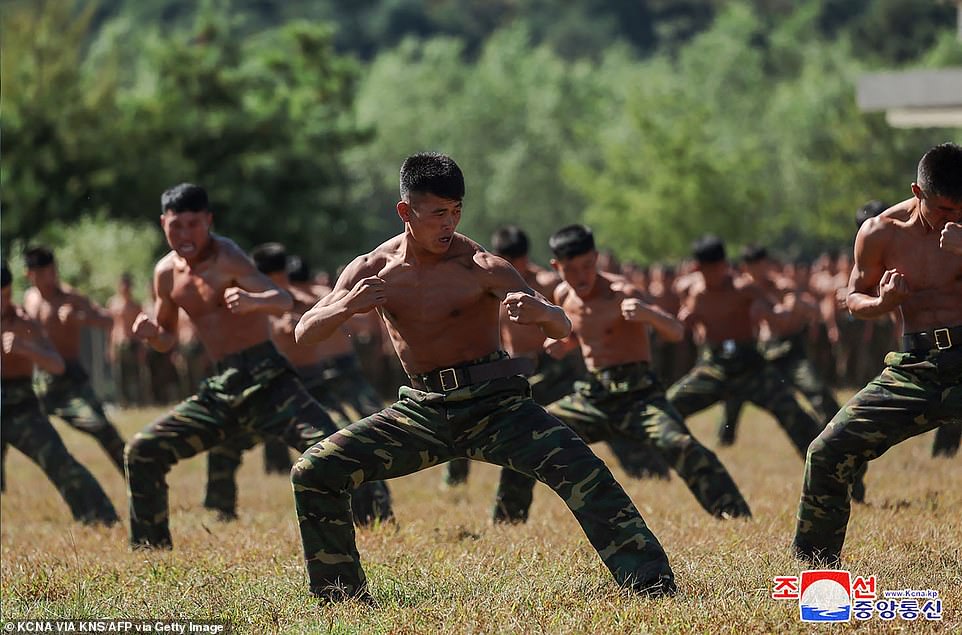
[439,368,459,391]
[933,328,952,350]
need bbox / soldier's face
[913,184,962,231]
[26,264,57,291]
[552,251,598,299]
[397,192,462,255]
[161,210,212,260]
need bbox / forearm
[847,293,894,320]
[247,289,294,315]
[537,305,571,340]
[646,310,685,342]
[295,299,356,345]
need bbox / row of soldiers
[2,145,960,602]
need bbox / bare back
[154,236,273,361]
[852,199,962,332]
[558,272,652,371]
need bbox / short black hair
[692,235,726,264]
[250,242,288,275]
[549,224,595,260]
[491,225,529,258]
[917,142,962,201]
[24,246,55,269]
[399,152,465,201]
[286,255,310,283]
[1,261,11,288]
[161,183,209,214]
[855,200,888,227]
[741,244,768,264]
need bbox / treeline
[2,0,960,298]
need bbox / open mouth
[178,243,196,255]
[439,236,452,245]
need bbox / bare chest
[381,262,488,325]
[884,237,962,290]
[566,295,622,340]
[170,267,229,317]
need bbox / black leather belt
[902,325,962,352]
[410,356,535,393]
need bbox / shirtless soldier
[492,225,751,524]
[666,237,825,462]
[23,247,127,474]
[204,242,392,524]
[1,262,118,525]
[794,142,962,566]
[107,273,145,407]
[291,153,676,602]
[124,183,342,548]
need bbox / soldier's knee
[290,451,349,493]
[125,433,169,469]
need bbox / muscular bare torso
[24,287,94,361]
[363,235,504,374]
[1,307,47,379]
[108,295,142,348]
[683,275,760,345]
[862,202,962,331]
[558,272,652,371]
[158,237,272,361]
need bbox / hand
[502,292,545,325]
[224,287,258,314]
[57,303,84,324]
[620,298,651,322]
[543,338,569,360]
[2,331,22,355]
[941,222,962,255]
[345,276,386,314]
[877,268,910,310]
[131,313,160,341]
[835,286,848,311]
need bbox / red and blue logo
[799,570,852,622]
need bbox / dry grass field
[2,400,960,633]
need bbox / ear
[549,258,561,273]
[397,200,411,223]
[910,183,923,200]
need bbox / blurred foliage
[2,0,960,294]
[6,216,162,305]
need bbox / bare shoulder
[155,251,178,276]
[333,239,395,289]
[554,280,573,305]
[213,235,257,271]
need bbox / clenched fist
[345,276,387,314]
[503,292,545,325]
[878,268,910,309]
[224,287,257,314]
[131,313,161,340]
[621,298,652,322]
[941,222,962,255]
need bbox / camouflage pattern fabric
[443,350,586,487]
[34,361,126,474]
[932,419,961,457]
[667,342,824,459]
[794,347,962,565]
[717,331,839,445]
[125,341,341,548]
[494,361,750,523]
[204,353,393,525]
[291,354,676,601]
[1,378,118,525]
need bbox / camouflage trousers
[443,350,587,486]
[794,347,962,565]
[493,362,751,523]
[932,420,961,457]
[204,353,392,525]
[291,369,674,599]
[35,362,126,475]
[1,378,118,525]
[718,332,839,444]
[667,342,823,459]
[125,341,342,548]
